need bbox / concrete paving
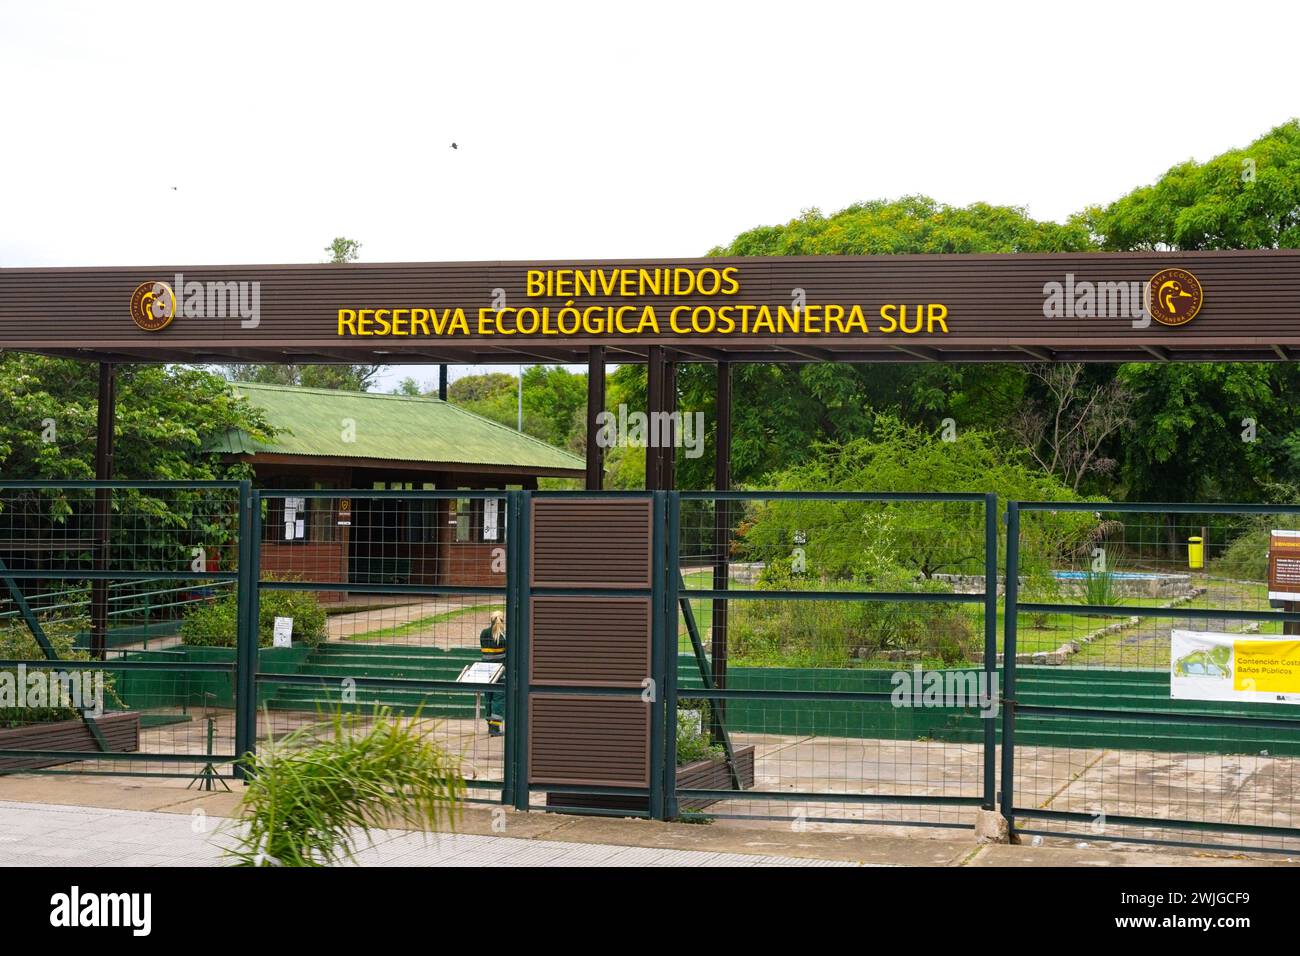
[0,800,862,867]
[24,710,1300,854]
[0,775,1293,867]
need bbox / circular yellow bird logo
[1147,268,1204,326]
[129,281,177,332]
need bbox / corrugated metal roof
[210,382,584,473]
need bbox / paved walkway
[0,775,1293,867]
[0,801,860,867]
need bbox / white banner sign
[1171,629,1300,705]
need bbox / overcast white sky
[2,1,1297,391]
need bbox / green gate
[0,480,247,780]
[1003,500,1300,854]
[505,490,1001,828]
[10,481,1296,855]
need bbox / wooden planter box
[545,744,755,815]
[0,712,141,773]
[676,744,756,811]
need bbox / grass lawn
[347,603,504,642]
[1064,576,1273,668]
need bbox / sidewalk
[0,775,1293,867]
[0,801,860,867]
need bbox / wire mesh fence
[671,492,997,829]
[1005,501,1300,854]
[249,489,510,804]
[9,482,1300,851]
[0,482,243,779]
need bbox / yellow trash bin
[1188,536,1204,569]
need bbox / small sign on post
[337,498,352,527]
[272,616,293,648]
[457,662,504,726]
[1268,530,1300,602]
[456,662,504,684]
[1269,530,1300,636]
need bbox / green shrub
[1021,566,1063,630]
[0,615,120,726]
[728,568,979,668]
[180,576,327,648]
[258,586,327,647]
[735,417,1101,582]
[178,596,238,647]
[1082,561,1123,608]
[1214,525,1270,581]
[229,707,463,866]
[676,702,725,765]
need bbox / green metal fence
[667,491,1000,828]
[0,480,247,780]
[6,481,1298,855]
[1003,500,1300,854]
[246,488,513,805]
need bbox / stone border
[997,586,1207,666]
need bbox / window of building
[451,494,507,543]
[259,482,336,544]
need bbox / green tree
[740,416,1097,581]
[1082,120,1300,503]
[1083,120,1300,250]
[324,236,363,262]
[448,372,516,405]
[391,376,424,396]
[448,367,587,451]
[713,195,1093,256]
[0,355,277,572]
[1116,363,1282,502]
[0,354,274,481]
[612,197,1095,490]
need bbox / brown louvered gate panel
[527,496,656,793]
[528,695,650,788]
[531,497,652,588]
[530,596,651,687]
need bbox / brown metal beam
[1012,345,1055,362]
[891,344,942,361]
[664,357,677,491]
[779,344,835,361]
[670,344,728,363]
[90,362,115,660]
[487,344,570,364]
[710,361,732,742]
[585,346,605,490]
[645,346,677,490]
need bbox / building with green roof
[211,382,584,591]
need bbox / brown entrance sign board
[1269,530,1300,602]
[3,249,1299,365]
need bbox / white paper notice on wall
[283,497,307,541]
[483,498,500,541]
[273,616,293,648]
